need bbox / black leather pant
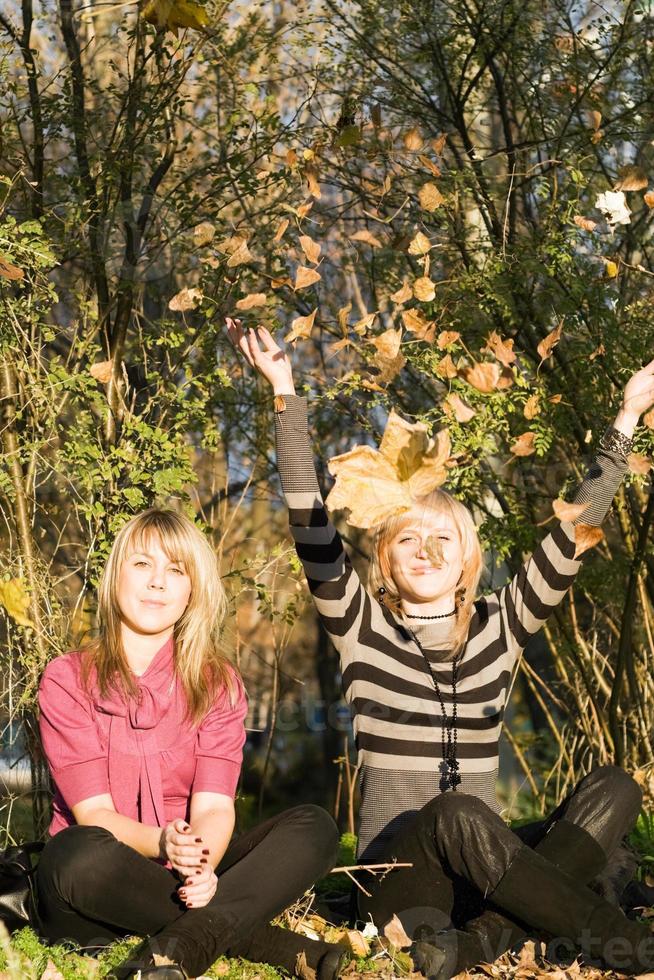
[356,766,642,941]
[37,804,339,976]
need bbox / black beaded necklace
[408,626,461,792]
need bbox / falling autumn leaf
[432,134,447,155]
[285,309,317,343]
[435,354,458,379]
[350,229,383,248]
[273,218,290,242]
[391,281,413,304]
[483,331,516,367]
[306,170,321,199]
[419,182,445,212]
[383,914,412,950]
[413,277,436,302]
[169,287,202,312]
[142,0,208,33]
[588,110,602,132]
[552,499,590,523]
[299,235,321,265]
[337,303,351,332]
[459,361,501,394]
[0,255,24,280]
[511,432,537,456]
[419,154,441,177]
[603,258,619,278]
[89,360,113,384]
[401,308,435,341]
[436,330,460,349]
[193,221,215,247]
[628,453,653,475]
[226,240,253,268]
[408,231,432,255]
[537,321,563,361]
[643,408,654,429]
[614,165,649,193]
[235,293,267,310]
[354,311,377,335]
[444,393,475,422]
[573,215,597,232]
[0,578,34,628]
[644,191,654,209]
[326,411,452,528]
[402,127,422,151]
[294,266,322,291]
[574,524,605,558]
[371,328,405,383]
[523,394,540,420]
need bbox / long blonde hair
[82,508,238,723]
[368,489,483,651]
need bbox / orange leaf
[574,524,605,558]
[523,394,540,419]
[273,218,290,242]
[413,277,436,302]
[511,432,537,456]
[354,312,377,335]
[350,229,383,248]
[299,235,321,265]
[628,453,653,475]
[614,165,649,192]
[371,327,402,361]
[0,255,24,280]
[89,360,113,384]
[459,361,501,394]
[549,393,563,404]
[402,127,422,151]
[574,215,597,232]
[552,499,590,522]
[588,110,602,131]
[236,292,267,310]
[408,231,432,255]
[297,201,314,218]
[483,331,516,367]
[418,154,441,177]
[337,303,351,332]
[401,308,435,341]
[418,182,444,212]
[537,321,563,361]
[391,281,413,304]
[294,266,322,290]
[643,408,654,430]
[436,330,460,349]
[444,393,475,422]
[285,308,317,343]
[169,287,203,311]
[436,354,458,379]
[432,134,447,155]
[383,914,412,949]
[644,191,654,209]
[307,170,321,199]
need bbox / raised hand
[225,317,295,395]
[621,357,654,423]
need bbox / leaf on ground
[391,281,413,304]
[537,321,563,361]
[89,360,113,383]
[193,221,215,246]
[299,235,321,264]
[0,255,25,280]
[344,929,370,956]
[614,165,649,192]
[444,393,475,422]
[437,330,460,349]
[459,361,501,393]
[383,914,412,949]
[628,453,653,475]
[511,432,537,456]
[408,231,432,255]
[235,293,267,310]
[41,961,66,980]
[574,524,605,558]
[350,229,383,248]
[523,394,540,419]
[483,331,516,367]
[516,939,538,971]
[0,578,34,628]
[169,286,203,311]
[295,266,322,290]
[285,308,317,343]
[295,952,316,980]
[414,277,436,302]
[419,182,444,211]
[552,499,589,522]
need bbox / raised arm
[499,358,654,653]
[226,319,367,665]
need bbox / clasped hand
[161,818,217,909]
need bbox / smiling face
[116,534,192,640]
[386,507,464,608]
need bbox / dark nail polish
[202,849,210,855]
[200,858,208,864]
[195,838,202,843]
[187,902,193,908]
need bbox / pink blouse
[38,637,247,837]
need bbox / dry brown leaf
[419,182,445,212]
[350,229,383,248]
[286,148,298,167]
[294,952,316,980]
[383,914,412,949]
[459,361,501,394]
[511,432,537,456]
[307,170,321,199]
[552,499,590,523]
[643,408,654,429]
[337,303,352,332]
[537,321,563,361]
[299,235,321,265]
[401,308,435,341]
[41,961,66,980]
[354,311,377,335]
[226,240,253,268]
[574,215,597,232]
[89,360,113,384]
[432,133,447,155]
[516,940,538,972]
[402,127,423,151]
[169,287,203,312]
[574,524,605,558]
[644,191,654,209]
[589,343,605,361]
[328,338,351,356]
[523,394,540,419]
[414,277,436,302]
[193,221,215,246]
[628,453,653,475]
[497,367,515,390]
[294,266,322,290]
[419,154,441,177]
[344,929,370,957]
[408,231,432,255]
[437,330,461,349]
[549,393,562,404]
[273,395,286,413]
[273,218,290,242]
[371,327,402,362]
[271,276,293,289]
[444,393,475,422]
[436,353,459,379]
[614,165,649,192]
[0,255,25,280]
[236,292,267,310]
[588,109,602,131]
[391,281,413,304]
[297,201,314,218]
[483,331,516,367]
[285,308,317,343]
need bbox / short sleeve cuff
[52,758,110,809]
[192,759,241,799]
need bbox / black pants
[37,804,338,974]
[356,766,641,940]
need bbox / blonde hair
[368,489,483,651]
[82,508,238,723]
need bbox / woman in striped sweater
[228,317,654,978]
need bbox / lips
[140,599,166,607]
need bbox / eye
[169,566,185,575]
[399,535,416,544]
[134,560,149,567]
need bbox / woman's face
[117,535,192,637]
[386,507,464,605]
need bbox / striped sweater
[274,396,628,860]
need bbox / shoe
[225,922,350,978]
[316,946,351,980]
[131,969,187,979]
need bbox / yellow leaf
[436,330,460,349]
[401,308,435,341]
[350,229,383,248]
[419,182,445,212]
[436,353,458,379]
[574,524,605,558]
[299,235,321,265]
[89,360,113,384]
[383,914,412,950]
[523,394,540,419]
[552,499,590,523]
[169,287,202,311]
[413,277,436,302]
[628,453,653,475]
[444,393,475,423]
[142,0,208,32]
[193,221,215,246]
[614,165,649,192]
[644,191,654,208]
[419,154,441,177]
[459,361,501,393]
[235,293,267,310]
[0,578,34,628]
[391,281,413,304]
[0,255,24,280]
[573,215,597,232]
[511,432,537,456]
[483,331,516,367]
[354,312,377,335]
[402,127,423,151]
[294,266,322,291]
[337,303,351,332]
[603,258,619,278]
[408,231,432,255]
[285,308,317,343]
[537,321,563,361]
[273,218,289,242]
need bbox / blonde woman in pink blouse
[37,509,348,980]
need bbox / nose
[147,567,166,590]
